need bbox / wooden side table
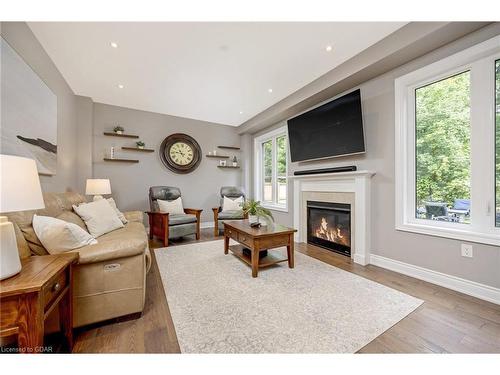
[0,253,78,353]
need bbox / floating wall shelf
[122,147,154,153]
[206,155,229,158]
[217,165,240,169]
[103,132,139,139]
[103,158,139,163]
[217,145,240,150]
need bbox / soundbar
[293,166,357,176]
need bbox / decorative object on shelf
[219,160,227,167]
[241,200,273,226]
[159,133,202,174]
[213,150,217,156]
[85,179,111,201]
[0,155,45,280]
[209,151,213,156]
[232,156,238,167]
[136,141,145,149]
[113,125,124,134]
[109,146,115,159]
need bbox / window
[254,125,288,211]
[496,59,500,227]
[415,71,471,224]
[395,35,500,246]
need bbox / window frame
[395,35,500,246]
[254,124,288,212]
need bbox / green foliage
[136,141,145,147]
[263,140,272,180]
[276,135,287,176]
[415,71,471,207]
[241,200,274,222]
[114,126,124,132]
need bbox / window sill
[261,203,288,213]
[396,221,500,247]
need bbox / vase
[115,130,123,134]
[248,215,258,224]
[138,145,144,149]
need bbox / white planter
[138,145,145,149]
[115,130,123,134]
[248,215,258,224]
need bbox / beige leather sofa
[5,192,151,328]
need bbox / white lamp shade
[86,179,111,195]
[0,155,45,213]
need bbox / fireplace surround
[291,170,375,265]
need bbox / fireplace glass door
[307,201,351,256]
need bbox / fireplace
[307,201,351,256]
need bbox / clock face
[159,133,202,174]
[169,142,194,166]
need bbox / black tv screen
[287,89,365,162]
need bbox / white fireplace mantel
[290,170,375,266]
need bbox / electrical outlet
[461,244,473,258]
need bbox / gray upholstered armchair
[146,186,202,246]
[212,186,247,236]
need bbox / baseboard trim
[200,221,215,229]
[370,254,500,305]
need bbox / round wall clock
[159,133,202,174]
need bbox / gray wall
[1,22,78,193]
[244,25,500,289]
[91,103,242,223]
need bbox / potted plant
[241,200,273,225]
[136,141,145,149]
[232,155,238,167]
[114,126,124,134]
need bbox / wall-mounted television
[287,89,365,162]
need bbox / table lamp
[0,155,45,280]
[85,179,111,201]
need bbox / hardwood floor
[72,228,500,353]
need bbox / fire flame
[314,217,350,247]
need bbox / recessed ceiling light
[239,111,243,114]
[110,42,118,48]
[268,88,273,93]
[325,45,333,52]
[117,84,124,89]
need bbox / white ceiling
[29,22,406,126]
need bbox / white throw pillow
[107,197,128,224]
[157,197,184,215]
[32,214,97,254]
[73,199,124,238]
[222,196,244,212]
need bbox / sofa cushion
[70,221,147,264]
[169,213,197,226]
[124,210,144,223]
[33,214,97,254]
[56,211,87,230]
[73,199,124,238]
[218,210,244,220]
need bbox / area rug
[154,240,423,353]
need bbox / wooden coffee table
[223,220,297,277]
